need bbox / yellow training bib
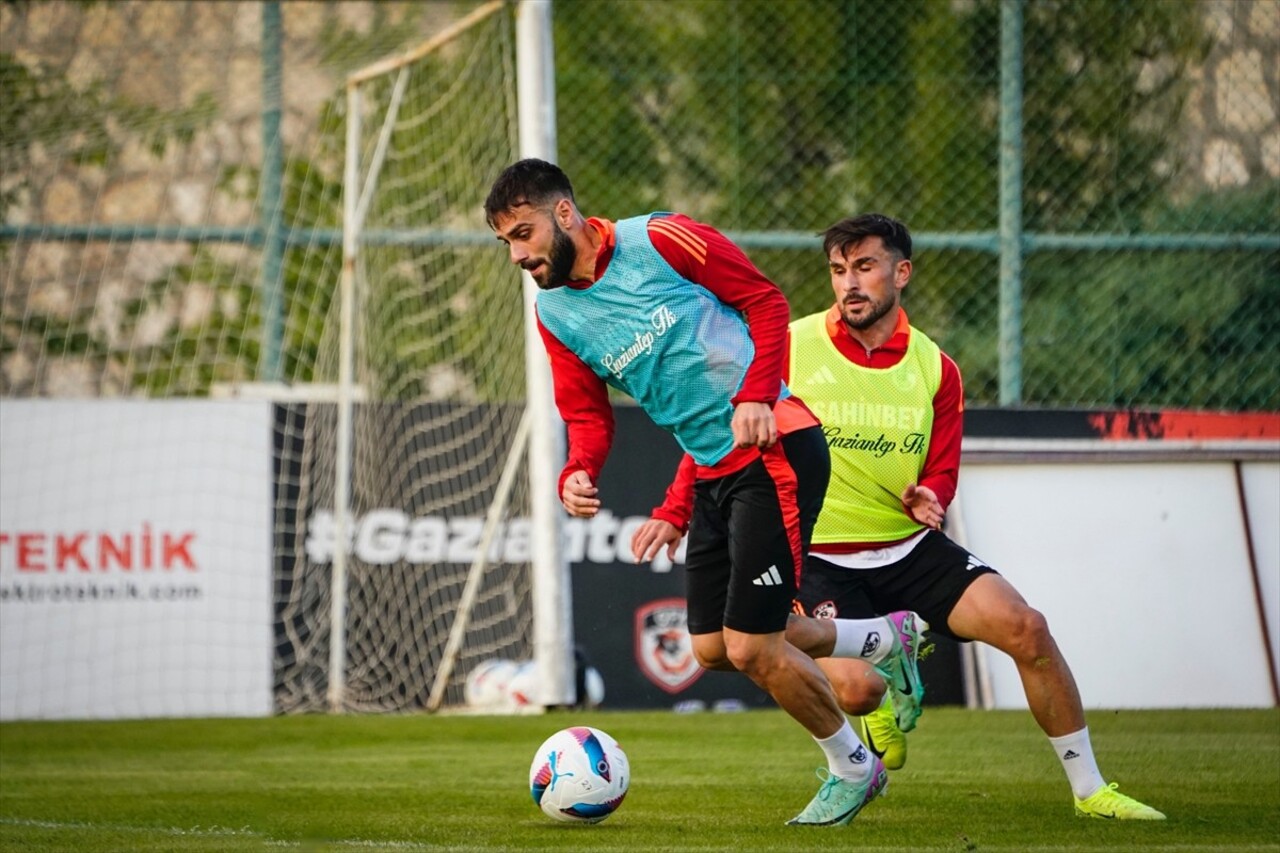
[789,313,942,544]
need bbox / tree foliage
[554,0,1274,409]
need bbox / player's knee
[693,646,728,670]
[723,637,777,678]
[691,635,730,670]
[723,644,759,675]
[1006,606,1055,661]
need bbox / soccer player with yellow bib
[634,213,1164,820]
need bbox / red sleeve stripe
[649,218,707,265]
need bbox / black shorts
[685,425,830,636]
[795,530,998,641]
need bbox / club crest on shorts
[634,598,703,694]
[811,600,838,619]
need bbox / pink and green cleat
[874,611,928,732]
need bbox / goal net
[274,0,538,713]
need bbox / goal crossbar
[347,0,509,87]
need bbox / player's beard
[533,224,578,290]
[841,291,897,331]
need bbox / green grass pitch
[2,707,1278,851]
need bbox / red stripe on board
[1087,410,1280,441]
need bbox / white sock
[831,616,894,666]
[1048,727,1107,799]
[815,719,874,782]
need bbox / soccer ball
[505,660,538,708]
[528,726,629,824]
[464,658,519,710]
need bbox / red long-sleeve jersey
[536,214,798,496]
[652,306,965,552]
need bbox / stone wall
[1190,0,1279,189]
[2,1,454,395]
[1,0,1276,397]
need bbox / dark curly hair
[821,213,912,261]
[484,158,575,227]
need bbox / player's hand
[561,470,601,518]
[631,518,683,564]
[902,483,943,529]
[731,401,777,449]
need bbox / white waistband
[810,528,929,569]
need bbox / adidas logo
[803,365,838,386]
[1063,749,1080,760]
[752,565,783,586]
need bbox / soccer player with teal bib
[486,160,923,826]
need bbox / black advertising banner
[573,406,965,710]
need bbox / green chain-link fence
[3,0,1277,409]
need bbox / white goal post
[308,0,572,713]
[512,0,576,713]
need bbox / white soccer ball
[464,658,519,709]
[505,660,539,709]
[529,726,630,824]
